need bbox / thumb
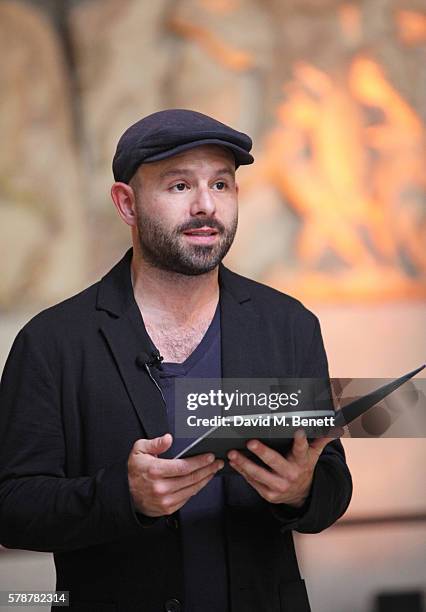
[309,435,333,456]
[133,433,173,456]
[309,427,344,456]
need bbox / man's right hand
[127,433,224,517]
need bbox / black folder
[174,364,425,460]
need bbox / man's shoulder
[20,249,132,341]
[222,266,318,324]
[18,280,101,342]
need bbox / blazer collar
[96,247,252,316]
[96,247,135,317]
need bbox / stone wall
[1,0,425,309]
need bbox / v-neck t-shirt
[155,304,229,612]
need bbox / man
[0,109,352,612]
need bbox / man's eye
[214,181,226,190]
[171,183,188,192]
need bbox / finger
[309,436,333,457]
[146,452,217,479]
[291,429,309,465]
[164,472,217,512]
[231,440,293,478]
[243,474,279,503]
[133,434,173,456]
[309,427,343,457]
[166,459,224,494]
[228,452,291,491]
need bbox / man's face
[131,144,238,275]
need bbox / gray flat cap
[112,109,254,183]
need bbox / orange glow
[243,56,426,301]
[198,0,240,16]
[168,15,254,72]
[350,56,426,274]
[338,3,362,43]
[396,10,426,45]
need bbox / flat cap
[112,109,254,183]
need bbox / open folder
[174,364,425,460]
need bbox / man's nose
[190,185,216,216]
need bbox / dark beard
[136,210,238,276]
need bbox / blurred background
[0,0,425,610]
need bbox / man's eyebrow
[158,167,235,180]
[215,167,235,178]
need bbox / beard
[135,207,238,276]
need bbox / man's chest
[145,318,213,363]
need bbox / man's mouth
[183,227,218,236]
[182,226,219,244]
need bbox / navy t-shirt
[156,304,229,612]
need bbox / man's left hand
[227,430,340,508]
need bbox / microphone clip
[147,349,164,370]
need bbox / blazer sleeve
[0,328,154,553]
[269,315,353,533]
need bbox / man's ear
[110,182,137,227]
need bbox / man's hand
[128,433,224,517]
[227,429,341,508]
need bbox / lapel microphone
[135,350,166,404]
[136,350,164,370]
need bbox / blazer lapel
[97,249,169,439]
[219,264,268,379]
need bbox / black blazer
[0,248,352,612]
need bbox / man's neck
[130,249,220,325]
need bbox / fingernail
[216,461,224,470]
[228,451,236,460]
[207,454,215,463]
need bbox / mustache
[177,218,226,234]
